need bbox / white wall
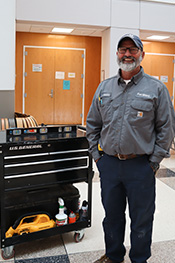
[140,1,175,32]
[111,0,140,29]
[0,0,16,91]
[101,29,111,80]
[108,0,141,78]
[16,0,110,27]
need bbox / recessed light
[146,35,170,40]
[52,27,73,33]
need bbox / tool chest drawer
[2,133,90,190]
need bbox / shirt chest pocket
[128,99,154,126]
[98,94,112,121]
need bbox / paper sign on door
[160,76,168,83]
[63,80,70,90]
[33,64,42,72]
[68,72,75,78]
[55,71,65,79]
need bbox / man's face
[116,39,144,72]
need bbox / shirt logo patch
[137,111,143,118]
[136,92,151,99]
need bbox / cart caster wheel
[74,230,85,243]
[1,246,15,260]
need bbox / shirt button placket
[118,90,128,152]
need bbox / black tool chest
[0,125,93,259]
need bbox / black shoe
[93,254,124,263]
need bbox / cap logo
[126,34,134,38]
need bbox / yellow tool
[6,212,56,238]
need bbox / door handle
[49,89,53,98]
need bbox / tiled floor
[1,154,175,263]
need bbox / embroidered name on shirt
[101,93,110,97]
[136,92,151,99]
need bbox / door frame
[23,45,86,125]
[145,52,175,107]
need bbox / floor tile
[152,179,175,242]
[156,168,175,178]
[159,176,175,190]
[148,240,175,263]
[161,155,175,169]
[68,250,105,263]
[0,258,14,263]
[15,255,69,263]
[15,235,65,260]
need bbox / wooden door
[141,54,174,106]
[24,47,84,125]
[25,48,55,124]
[54,49,84,124]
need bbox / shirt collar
[117,66,144,85]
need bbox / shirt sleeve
[149,85,175,163]
[86,86,103,161]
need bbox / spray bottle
[79,200,88,221]
[55,198,68,226]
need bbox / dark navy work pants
[96,154,156,263]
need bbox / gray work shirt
[86,67,175,163]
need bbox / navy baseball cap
[117,34,143,51]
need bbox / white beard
[117,54,143,72]
[119,61,136,72]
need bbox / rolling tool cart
[0,125,93,260]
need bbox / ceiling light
[146,35,170,40]
[52,27,73,33]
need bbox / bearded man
[86,34,175,263]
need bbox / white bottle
[55,198,68,226]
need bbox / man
[86,34,175,263]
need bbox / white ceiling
[16,21,107,37]
[16,21,175,43]
[140,30,175,43]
